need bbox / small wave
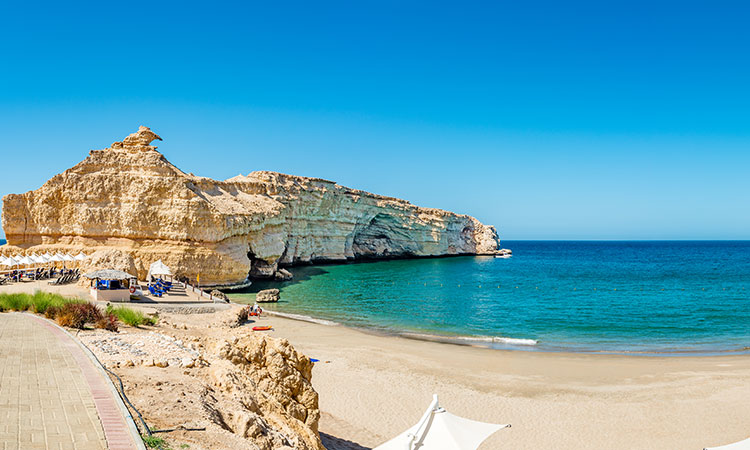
[492,337,539,346]
[265,310,339,327]
[405,333,538,346]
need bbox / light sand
[264,314,750,450]
[4,281,750,449]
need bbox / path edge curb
[24,312,148,450]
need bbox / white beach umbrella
[0,256,18,267]
[74,252,88,261]
[31,254,46,264]
[148,259,172,278]
[62,253,75,262]
[16,255,34,266]
[43,252,53,260]
[49,253,63,262]
[705,437,750,450]
[0,255,7,264]
[373,395,510,450]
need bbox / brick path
[0,313,140,450]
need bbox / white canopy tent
[16,256,33,266]
[705,438,750,450]
[31,254,47,264]
[148,259,173,280]
[374,395,510,450]
[1,257,19,267]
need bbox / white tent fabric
[16,256,33,266]
[148,259,172,278]
[705,438,750,450]
[374,395,509,450]
[1,257,18,267]
[74,252,88,261]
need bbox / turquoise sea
[231,241,750,355]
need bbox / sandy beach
[3,281,750,449]
[263,314,750,450]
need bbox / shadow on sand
[320,433,372,450]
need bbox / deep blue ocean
[231,241,750,354]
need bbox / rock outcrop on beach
[1,126,502,285]
[209,335,323,449]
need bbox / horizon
[2,1,749,240]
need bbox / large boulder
[256,289,280,303]
[209,335,324,449]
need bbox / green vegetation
[107,305,157,327]
[142,435,168,449]
[0,292,118,331]
[0,291,81,314]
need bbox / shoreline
[258,307,750,358]
[3,283,750,448]
[260,308,750,449]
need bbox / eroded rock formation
[208,335,323,449]
[1,126,502,285]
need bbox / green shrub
[107,305,156,327]
[0,293,32,311]
[142,435,168,449]
[0,293,121,332]
[30,291,68,314]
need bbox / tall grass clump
[107,305,157,327]
[0,292,120,332]
[0,293,32,311]
[29,291,70,314]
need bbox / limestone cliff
[1,126,502,285]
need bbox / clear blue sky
[1,1,749,240]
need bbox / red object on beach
[252,326,272,331]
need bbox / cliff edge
[1,126,502,285]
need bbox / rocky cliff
[1,126,502,285]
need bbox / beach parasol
[74,252,88,261]
[148,259,172,279]
[49,253,63,262]
[16,255,33,266]
[62,253,75,262]
[705,437,750,449]
[31,254,46,264]
[373,395,510,450]
[1,256,19,267]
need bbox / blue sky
[1,1,749,240]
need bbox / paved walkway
[0,313,140,450]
